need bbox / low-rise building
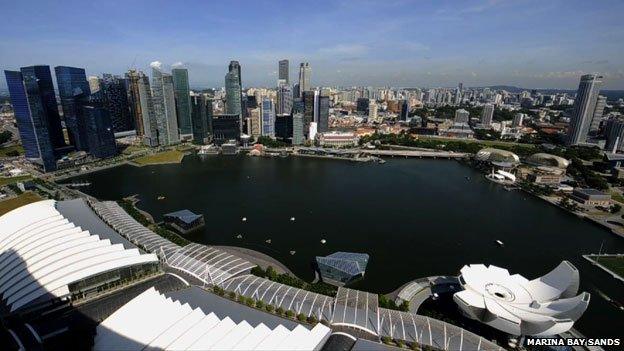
[163,209,205,234]
[317,131,359,147]
[569,188,611,206]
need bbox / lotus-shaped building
[453,261,590,336]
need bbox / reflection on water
[66,155,624,338]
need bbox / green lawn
[609,189,624,204]
[420,135,536,149]
[132,150,186,165]
[0,191,42,216]
[0,175,32,187]
[0,145,24,157]
[589,255,624,279]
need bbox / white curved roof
[0,200,158,312]
[94,287,331,350]
[453,261,590,336]
[475,148,520,163]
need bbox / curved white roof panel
[453,261,590,336]
[0,200,158,312]
[94,287,332,351]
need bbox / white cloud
[149,61,162,69]
[318,44,369,56]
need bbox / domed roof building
[453,261,590,336]
[475,148,520,165]
[527,153,570,169]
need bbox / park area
[131,150,186,166]
[587,255,624,280]
[0,192,42,216]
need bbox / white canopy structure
[0,200,158,312]
[94,287,331,350]
[453,262,590,336]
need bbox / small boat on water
[290,251,296,255]
[290,217,295,221]
[496,240,504,246]
[265,239,272,244]
[320,239,327,244]
[242,217,247,222]
[236,234,242,239]
[157,196,166,200]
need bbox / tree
[285,310,295,318]
[265,304,274,313]
[297,313,307,322]
[250,265,266,278]
[256,300,265,309]
[276,307,285,315]
[228,291,236,300]
[611,203,622,214]
[399,300,410,312]
[306,315,318,324]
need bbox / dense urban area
[1,57,623,351]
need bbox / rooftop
[164,209,203,224]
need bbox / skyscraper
[279,59,289,84]
[454,109,470,123]
[151,63,179,146]
[172,68,193,136]
[292,113,305,145]
[126,69,158,146]
[481,104,494,126]
[566,74,603,145]
[590,95,607,133]
[298,63,311,97]
[261,97,275,138]
[228,60,242,87]
[54,66,91,150]
[368,100,378,123]
[225,67,242,126]
[606,119,624,153]
[276,83,293,115]
[302,91,315,135]
[81,105,117,158]
[190,94,212,145]
[5,66,65,171]
[399,100,409,121]
[99,74,133,133]
[316,95,329,133]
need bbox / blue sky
[1,0,623,89]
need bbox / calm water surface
[67,155,624,338]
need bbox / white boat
[290,251,296,255]
[242,217,247,222]
[265,239,272,244]
[236,234,242,239]
[496,240,504,246]
[290,217,295,221]
[320,239,327,244]
[485,169,516,185]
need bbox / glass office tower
[54,66,91,150]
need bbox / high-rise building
[276,83,293,115]
[566,74,603,145]
[99,74,133,133]
[399,100,409,121]
[356,98,369,114]
[512,113,525,128]
[298,63,311,97]
[5,68,62,172]
[190,94,212,145]
[151,63,179,146]
[54,66,91,150]
[481,104,494,126]
[279,59,289,84]
[368,100,378,123]
[225,68,242,125]
[212,114,240,144]
[302,91,315,135]
[172,68,193,136]
[292,113,305,145]
[316,95,329,133]
[454,109,470,123]
[88,76,101,93]
[228,60,241,87]
[275,114,293,141]
[261,97,275,137]
[605,119,624,153]
[126,70,158,146]
[590,95,607,133]
[81,105,117,158]
[249,108,261,139]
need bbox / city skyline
[1,0,623,90]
